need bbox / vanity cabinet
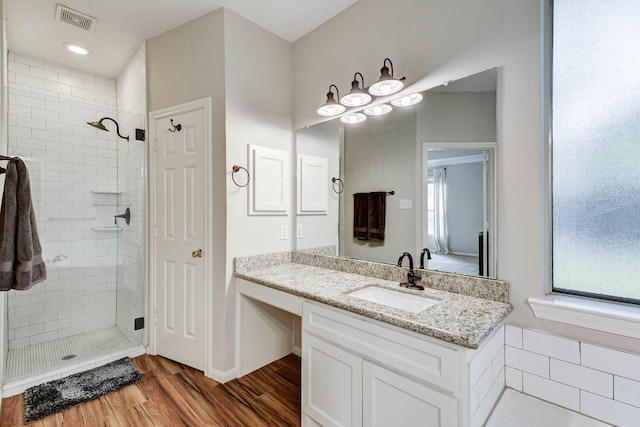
[302,301,466,427]
[236,277,505,427]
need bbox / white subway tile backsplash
[582,343,640,382]
[523,372,580,412]
[581,390,640,427]
[550,359,613,398]
[506,346,549,378]
[504,325,522,348]
[615,376,640,408]
[505,366,523,391]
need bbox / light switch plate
[297,224,303,239]
[280,224,288,240]
[399,199,412,209]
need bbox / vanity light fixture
[340,112,367,124]
[340,72,372,107]
[64,42,90,55]
[364,104,392,116]
[391,92,423,107]
[368,58,405,97]
[317,84,346,116]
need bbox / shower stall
[1,45,148,390]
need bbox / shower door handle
[192,249,203,258]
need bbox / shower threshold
[3,326,145,395]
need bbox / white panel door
[153,108,206,371]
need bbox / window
[427,176,434,237]
[551,0,640,303]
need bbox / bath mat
[24,357,143,423]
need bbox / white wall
[147,8,292,375]
[223,9,293,372]
[147,8,229,375]
[293,0,640,354]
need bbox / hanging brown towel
[368,192,386,241]
[353,193,369,240]
[0,158,47,291]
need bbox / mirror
[295,68,498,277]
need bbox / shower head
[87,120,108,131]
[86,117,129,141]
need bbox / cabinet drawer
[238,278,301,315]
[303,301,459,393]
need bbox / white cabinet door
[303,334,363,427]
[363,361,458,427]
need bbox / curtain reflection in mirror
[433,168,450,254]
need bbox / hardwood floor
[0,353,301,426]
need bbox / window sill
[528,295,640,340]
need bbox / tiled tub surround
[505,325,640,426]
[234,252,511,349]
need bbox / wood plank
[0,354,301,427]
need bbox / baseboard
[292,345,302,357]
[207,367,237,383]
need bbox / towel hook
[168,119,182,133]
[331,177,344,194]
[232,165,250,187]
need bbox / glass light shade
[340,91,372,107]
[364,104,392,116]
[340,112,367,124]
[391,93,423,107]
[317,102,346,116]
[317,89,346,116]
[341,73,372,107]
[369,79,404,96]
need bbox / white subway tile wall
[505,325,640,426]
[115,42,147,345]
[6,51,120,350]
[469,325,505,427]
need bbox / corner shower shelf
[91,226,123,231]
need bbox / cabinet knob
[192,249,203,258]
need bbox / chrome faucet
[419,248,431,269]
[397,252,424,290]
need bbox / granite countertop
[235,262,512,349]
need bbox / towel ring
[332,177,344,194]
[232,165,250,187]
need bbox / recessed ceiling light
[64,43,90,55]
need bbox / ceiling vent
[55,4,97,32]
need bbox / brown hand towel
[0,158,46,291]
[367,192,386,241]
[353,193,369,240]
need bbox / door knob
[192,249,203,258]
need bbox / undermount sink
[347,286,438,313]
